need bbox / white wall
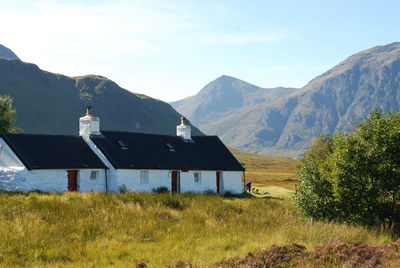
[180,170,244,194]
[222,171,244,193]
[0,138,25,169]
[0,167,109,192]
[0,169,67,192]
[116,169,170,192]
[78,169,107,192]
[180,171,216,193]
[113,169,244,194]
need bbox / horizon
[1,0,400,102]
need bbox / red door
[216,171,221,194]
[67,170,78,192]
[171,171,180,193]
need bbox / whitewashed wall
[116,169,170,192]
[0,169,67,192]
[114,169,244,194]
[180,171,216,193]
[0,168,110,192]
[180,170,244,194]
[0,138,25,169]
[78,169,107,192]
[222,171,244,193]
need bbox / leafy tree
[294,135,336,220]
[0,95,19,133]
[294,110,400,226]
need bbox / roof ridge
[0,132,81,138]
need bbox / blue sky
[1,0,400,101]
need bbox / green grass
[0,191,393,267]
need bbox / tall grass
[0,191,392,267]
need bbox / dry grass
[0,191,393,267]
[230,148,300,189]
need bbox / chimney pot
[86,106,93,116]
[177,117,191,140]
[79,107,100,139]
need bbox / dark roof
[1,133,107,170]
[91,131,245,171]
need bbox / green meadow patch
[0,191,394,267]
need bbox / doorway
[216,171,223,194]
[67,170,78,192]
[171,171,180,193]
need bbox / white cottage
[0,108,245,194]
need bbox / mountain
[170,75,297,128]
[0,58,202,136]
[173,42,400,158]
[0,45,19,60]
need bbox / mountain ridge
[170,75,298,127]
[0,57,203,136]
[0,44,19,60]
[173,42,400,158]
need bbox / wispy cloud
[197,33,289,45]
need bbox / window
[116,140,128,150]
[90,170,99,180]
[166,143,175,152]
[140,171,149,184]
[194,172,201,184]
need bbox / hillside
[230,148,299,189]
[0,192,393,267]
[173,43,400,158]
[0,58,202,136]
[0,44,19,59]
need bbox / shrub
[294,110,400,226]
[152,187,169,194]
[203,190,216,195]
[118,184,128,194]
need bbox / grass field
[0,191,395,267]
[1,150,398,267]
[230,148,299,190]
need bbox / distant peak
[217,75,237,80]
[0,44,20,60]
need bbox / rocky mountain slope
[173,42,400,158]
[0,52,202,136]
[0,44,19,60]
[171,75,297,129]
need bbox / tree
[294,110,400,226]
[294,135,336,220]
[0,95,19,133]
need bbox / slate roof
[1,133,107,170]
[91,131,245,171]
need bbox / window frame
[140,170,149,184]
[194,172,201,184]
[90,170,99,180]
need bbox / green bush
[294,110,400,226]
[152,186,169,193]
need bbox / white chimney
[176,117,191,140]
[79,106,100,140]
